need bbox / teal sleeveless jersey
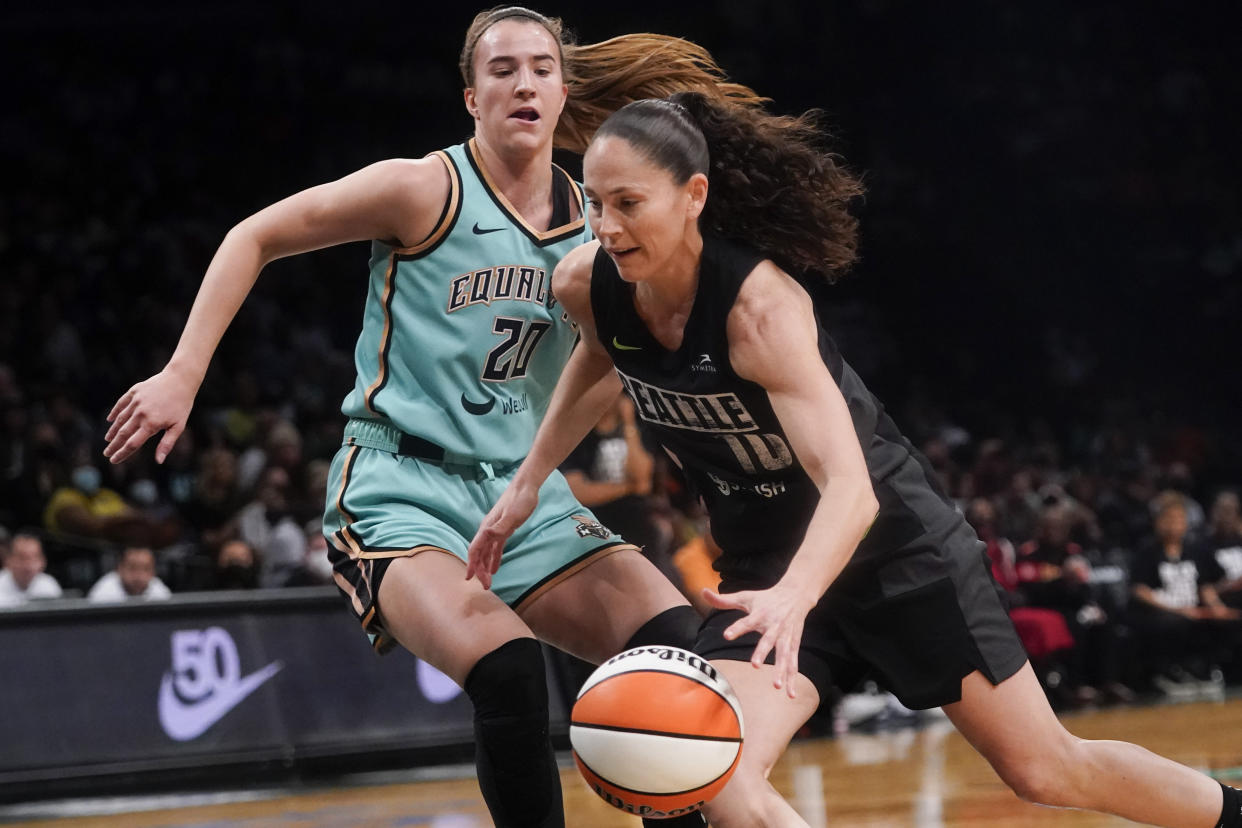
[340,139,592,464]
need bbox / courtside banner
[0,588,570,794]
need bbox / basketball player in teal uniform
[471,93,1242,827]
[103,8,762,827]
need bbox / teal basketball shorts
[323,418,635,652]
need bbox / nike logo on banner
[472,223,505,235]
[417,660,464,703]
[461,392,497,415]
[612,336,642,351]
[158,661,283,741]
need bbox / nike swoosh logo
[472,223,505,235]
[612,336,642,351]
[417,659,464,703]
[461,392,497,415]
[158,661,284,741]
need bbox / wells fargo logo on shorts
[571,514,612,540]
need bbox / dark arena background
[2,2,1240,826]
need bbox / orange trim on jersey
[357,544,454,561]
[334,444,360,524]
[511,542,638,613]
[391,151,461,255]
[332,569,367,618]
[467,138,586,240]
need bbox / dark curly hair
[593,92,864,279]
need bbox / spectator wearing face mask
[210,539,260,591]
[43,442,177,547]
[43,452,133,537]
[86,545,171,602]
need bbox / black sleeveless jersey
[590,235,966,587]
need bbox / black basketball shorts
[696,522,1028,710]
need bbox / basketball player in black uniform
[470,93,1242,827]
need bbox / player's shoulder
[363,156,451,192]
[558,239,602,276]
[730,259,812,333]
[551,240,602,307]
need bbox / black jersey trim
[465,138,587,247]
[389,150,464,260]
[364,153,464,414]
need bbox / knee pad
[624,605,702,652]
[464,638,563,828]
[465,637,548,718]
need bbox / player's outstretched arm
[103,157,449,464]
[704,261,879,697]
[467,242,622,587]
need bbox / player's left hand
[701,583,814,699]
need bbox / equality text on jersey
[446,264,556,313]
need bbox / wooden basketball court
[7,699,1240,827]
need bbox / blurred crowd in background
[2,0,1239,711]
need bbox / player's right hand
[103,368,197,465]
[467,481,539,590]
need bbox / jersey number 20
[482,316,551,382]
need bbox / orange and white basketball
[570,646,744,819]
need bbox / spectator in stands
[264,419,304,478]
[562,396,676,584]
[181,446,245,550]
[209,539,260,591]
[234,407,283,494]
[86,545,171,602]
[42,441,175,547]
[234,466,305,588]
[1203,490,1242,609]
[995,468,1042,548]
[1156,461,1206,539]
[968,498,1083,707]
[1015,504,1132,704]
[1129,491,1240,693]
[0,370,28,528]
[1096,462,1159,550]
[283,519,334,587]
[0,531,63,606]
[9,420,65,531]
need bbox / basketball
[570,646,744,819]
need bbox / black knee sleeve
[1220,782,1242,828]
[464,638,564,828]
[624,605,702,652]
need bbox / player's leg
[507,496,707,828]
[518,548,706,828]
[698,661,819,828]
[944,662,1228,827]
[325,441,563,828]
[377,552,564,828]
[520,547,699,664]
